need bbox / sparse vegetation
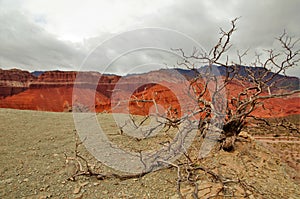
[61,19,300,198]
[170,18,300,152]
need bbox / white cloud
[21,0,174,42]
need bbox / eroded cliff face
[0,68,299,118]
[0,70,116,112]
[0,68,37,98]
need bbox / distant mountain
[170,65,299,91]
[31,71,45,77]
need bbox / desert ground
[0,108,299,199]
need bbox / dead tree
[172,18,300,151]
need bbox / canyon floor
[0,108,299,199]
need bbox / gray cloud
[0,10,85,71]
[81,28,208,75]
[0,0,299,76]
[140,0,300,76]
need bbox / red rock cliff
[0,69,299,118]
[0,70,116,112]
[0,68,37,98]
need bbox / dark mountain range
[164,65,299,91]
[31,71,45,77]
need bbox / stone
[249,195,255,199]
[170,195,179,199]
[239,131,254,140]
[74,194,83,199]
[246,190,252,195]
[0,178,13,184]
[197,181,223,198]
[181,187,192,194]
[79,181,89,187]
[73,186,81,194]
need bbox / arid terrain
[1,1,300,198]
[0,108,299,199]
[0,67,300,198]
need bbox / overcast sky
[0,0,299,76]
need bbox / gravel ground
[0,109,299,198]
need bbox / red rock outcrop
[0,86,111,112]
[111,79,300,118]
[0,68,37,98]
[0,68,299,118]
[0,69,114,112]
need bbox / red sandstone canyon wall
[0,68,299,118]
